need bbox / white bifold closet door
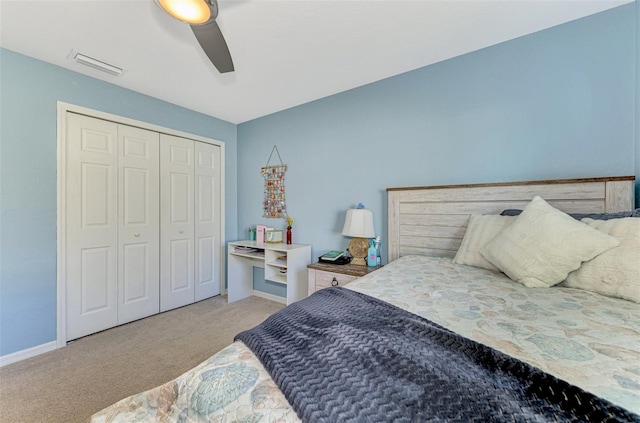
[159,135,221,312]
[65,113,222,340]
[194,141,222,301]
[117,124,160,324]
[160,135,195,312]
[66,113,160,340]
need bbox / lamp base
[348,237,370,266]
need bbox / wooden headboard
[387,176,635,262]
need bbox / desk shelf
[267,261,287,268]
[265,251,288,284]
[230,251,264,261]
[228,241,311,305]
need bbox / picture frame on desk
[266,229,283,243]
[256,225,267,243]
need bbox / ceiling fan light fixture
[156,0,211,24]
[154,0,233,73]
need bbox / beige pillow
[453,215,516,271]
[480,196,621,288]
[562,218,639,303]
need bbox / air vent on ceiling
[70,51,123,76]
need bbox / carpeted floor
[0,295,284,423]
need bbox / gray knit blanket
[235,287,638,422]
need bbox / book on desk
[319,250,344,261]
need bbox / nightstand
[307,262,382,296]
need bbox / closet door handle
[179,230,184,234]
[134,233,140,237]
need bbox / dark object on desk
[318,255,352,265]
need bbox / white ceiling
[0,0,631,124]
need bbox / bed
[91,176,639,422]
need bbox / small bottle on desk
[367,240,377,267]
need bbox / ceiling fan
[155,0,234,73]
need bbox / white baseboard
[252,290,287,305]
[0,341,58,367]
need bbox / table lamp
[341,208,375,266]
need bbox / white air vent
[69,51,123,76]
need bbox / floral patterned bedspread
[91,255,640,421]
[90,342,298,423]
[347,255,640,415]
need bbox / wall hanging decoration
[262,145,288,219]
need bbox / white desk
[227,241,311,305]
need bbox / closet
[64,112,222,341]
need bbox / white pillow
[453,215,516,271]
[562,217,639,303]
[480,196,621,288]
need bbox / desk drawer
[308,268,357,295]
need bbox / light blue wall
[238,3,637,296]
[0,49,238,356]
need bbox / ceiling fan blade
[191,20,234,73]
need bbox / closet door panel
[118,125,160,325]
[169,239,191,289]
[160,134,195,312]
[66,113,118,340]
[195,142,222,300]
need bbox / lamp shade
[341,209,375,238]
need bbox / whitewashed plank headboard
[387,176,635,262]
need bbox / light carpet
[0,295,284,423]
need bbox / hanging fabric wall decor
[262,145,288,218]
